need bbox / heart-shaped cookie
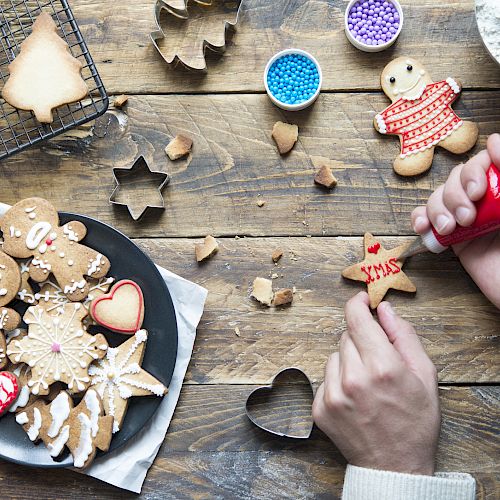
[90,279,144,334]
[245,368,314,439]
[0,371,19,416]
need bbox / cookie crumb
[113,95,128,108]
[272,121,298,154]
[272,248,283,263]
[234,327,240,337]
[271,273,279,279]
[314,165,338,189]
[274,289,294,306]
[195,235,219,262]
[165,134,193,160]
[257,199,266,207]
[292,286,297,294]
[251,277,273,307]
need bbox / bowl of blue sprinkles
[264,49,322,111]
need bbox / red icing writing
[362,258,401,284]
[368,243,381,254]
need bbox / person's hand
[312,292,440,475]
[411,133,500,308]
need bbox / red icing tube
[421,163,500,253]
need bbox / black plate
[0,213,178,467]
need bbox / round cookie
[374,57,479,176]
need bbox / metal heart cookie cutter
[150,0,243,72]
[245,367,315,439]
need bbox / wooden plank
[136,236,500,384]
[71,0,500,94]
[0,386,497,499]
[1,91,498,238]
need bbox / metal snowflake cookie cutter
[245,367,314,439]
[150,0,243,72]
[109,156,170,221]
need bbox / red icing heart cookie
[0,371,19,416]
[90,280,144,334]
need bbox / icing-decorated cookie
[342,233,416,308]
[374,57,479,176]
[7,303,108,395]
[88,330,167,433]
[16,388,113,468]
[90,280,144,334]
[0,308,21,370]
[0,197,111,302]
[16,259,37,305]
[0,371,19,416]
[35,276,114,317]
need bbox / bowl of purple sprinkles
[345,0,404,52]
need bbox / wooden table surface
[1,0,499,498]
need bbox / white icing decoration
[73,413,93,468]
[32,258,52,271]
[84,389,101,438]
[16,411,29,425]
[375,114,386,134]
[47,392,71,438]
[25,222,52,250]
[446,77,460,94]
[0,289,7,296]
[0,375,14,404]
[18,288,36,304]
[87,254,103,276]
[47,425,69,457]
[63,226,78,242]
[0,309,9,329]
[64,280,85,294]
[68,260,74,267]
[29,213,36,220]
[9,385,30,412]
[27,407,42,441]
[25,206,36,213]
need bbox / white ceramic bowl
[475,1,500,67]
[264,49,323,111]
[344,0,404,53]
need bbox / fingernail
[436,214,450,234]
[466,181,478,198]
[456,206,471,225]
[414,216,426,231]
[384,302,395,315]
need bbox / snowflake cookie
[7,303,108,395]
[0,197,110,302]
[88,330,167,433]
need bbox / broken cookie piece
[165,134,193,160]
[195,235,219,263]
[314,165,337,189]
[113,95,128,108]
[273,289,293,306]
[251,277,274,307]
[272,248,283,263]
[272,121,298,155]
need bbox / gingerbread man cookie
[7,303,108,395]
[16,259,37,305]
[374,57,479,176]
[1,198,110,302]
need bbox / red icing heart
[90,279,144,334]
[368,243,381,254]
[0,371,19,416]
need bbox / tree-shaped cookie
[0,251,22,370]
[1,197,110,302]
[15,388,113,468]
[2,12,88,123]
[7,303,108,395]
[374,57,478,176]
[88,330,167,433]
[342,233,416,308]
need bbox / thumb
[377,302,437,387]
[487,133,500,168]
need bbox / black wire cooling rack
[0,0,108,159]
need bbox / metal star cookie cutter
[150,0,243,72]
[109,156,170,221]
[245,367,314,439]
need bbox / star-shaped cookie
[342,233,416,308]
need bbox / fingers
[487,133,500,168]
[411,206,431,234]
[377,302,437,389]
[323,352,341,396]
[443,165,477,227]
[426,184,456,235]
[459,150,492,202]
[344,292,395,363]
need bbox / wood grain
[1,91,498,238]
[70,0,500,94]
[136,236,500,384]
[0,386,497,499]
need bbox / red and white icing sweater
[375,78,462,158]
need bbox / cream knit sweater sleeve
[342,465,476,500]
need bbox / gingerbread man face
[1,198,110,302]
[380,57,433,101]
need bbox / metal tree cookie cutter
[245,367,314,439]
[109,156,170,221]
[150,0,243,71]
